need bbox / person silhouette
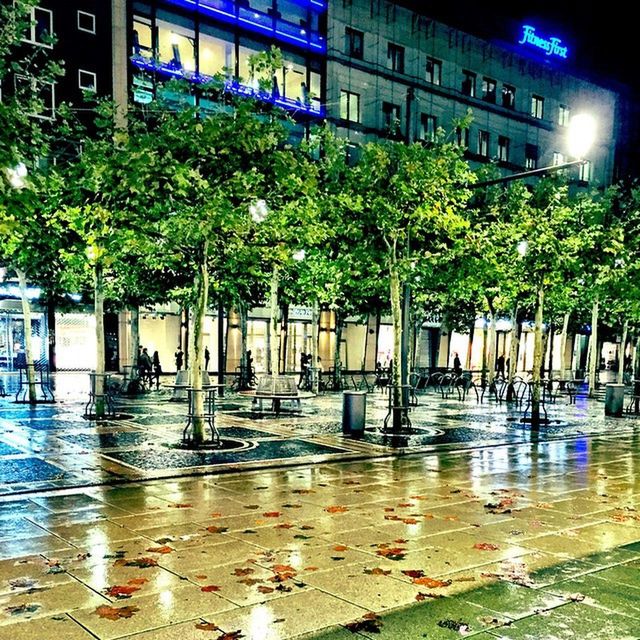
[204,346,210,372]
[453,352,462,376]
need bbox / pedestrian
[139,347,153,385]
[175,346,184,371]
[298,352,310,389]
[496,354,505,378]
[453,352,462,376]
[204,346,210,372]
[246,350,255,385]
[152,350,162,389]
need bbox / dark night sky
[396,1,634,92]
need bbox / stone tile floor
[0,374,639,637]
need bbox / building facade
[0,0,626,377]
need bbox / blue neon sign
[518,25,568,59]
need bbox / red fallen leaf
[474,543,499,551]
[423,513,435,519]
[272,565,296,573]
[238,577,263,586]
[219,631,245,640]
[127,578,149,586]
[201,585,221,592]
[384,507,395,512]
[274,523,295,529]
[398,502,415,508]
[412,576,452,588]
[95,605,140,620]
[535,503,553,509]
[402,518,419,525]
[195,575,208,580]
[263,512,281,518]
[105,585,141,598]
[334,545,348,552]
[401,569,425,578]
[195,622,219,631]
[233,567,255,576]
[206,526,229,534]
[169,503,192,508]
[394,539,407,544]
[146,546,173,554]
[325,506,349,514]
[210,512,222,518]
[410,495,427,500]
[115,557,158,568]
[376,547,406,560]
[257,585,274,593]
[270,572,296,582]
[305,566,319,571]
[364,567,391,575]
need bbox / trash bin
[343,390,366,435]
[605,383,625,417]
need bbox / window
[419,114,437,141]
[482,77,496,103]
[78,69,96,92]
[425,57,441,85]
[387,43,404,74]
[461,70,476,97]
[531,94,544,119]
[553,152,565,166]
[477,130,490,157]
[77,11,95,34]
[579,160,592,182]
[498,135,510,162]
[345,27,363,59]
[157,18,196,73]
[22,6,53,48]
[456,127,469,148]
[340,90,360,123]
[132,15,153,58]
[525,143,538,169]
[558,104,570,127]
[382,101,401,133]
[502,84,516,109]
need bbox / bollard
[342,390,366,435]
[605,383,625,417]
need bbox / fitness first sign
[518,25,568,59]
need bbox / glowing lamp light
[567,114,596,159]
[250,199,268,223]
[7,163,28,189]
[293,249,306,261]
[517,240,528,257]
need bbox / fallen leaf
[206,526,229,534]
[334,545,348,552]
[218,630,244,639]
[292,489,314,494]
[244,505,260,510]
[281,503,302,508]
[305,566,319,571]
[105,585,141,598]
[345,613,383,633]
[473,543,499,551]
[169,503,192,508]
[401,569,425,578]
[376,547,406,561]
[115,557,158,568]
[398,502,415,508]
[201,585,221,592]
[5,603,41,616]
[325,506,348,514]
[95,605,140,620]
[257,585,274,593]
[437,618,470,633]
[299,525,315,530]
[272,565,296,573]
[195,575,208,580]
[233,568,255,576]
[394,538,408,544]
[416,592,444,600]
[412,577,451,588]
[238,577,263,586]
[9,578,38,589]
[274,523,295,529]
[364,567,391,575]
[402,518,419,525]
[263,512,281,518]
[146,546,173,554]
[127,578,149,586]
[195,621,219,631]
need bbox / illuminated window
[419,114,437,141]
[477,130,489,157]
[461,70,476,97]
[531,94,544,119]
[345,27,363,59]
[525,143,538,169]
[78,69,97,92]
[199,29,235,77]
[502,83,515,109]
[579,160,592,182]
[482,77,496,103]
[558,104,570,126]
[132,15,153,57]
[553,152,565,166]
[340,90,360,122]
[388,43,404,73]
[77,11,95,34]
[157,18,195,73]
[426,57,441,85]
[22,6,53,48]
[498,135,509,162]
[281,56,306,102]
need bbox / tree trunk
[279,303,289,375]
[47,300,56,372]
[531,286,544,426]
[634,335,640,381]
[481,315,488,387]
[541,327,550,379]
[547,322,554,377]
[239,302,249,388]
[506,303,519,401]
[588,298,599,397]
[190,240,209,445]
[16,268,37,403]
[311,299,319,394]
[389,259,404,431]
[268,265,279,376]
[485,299,496,386]
[465,321,475,371]
[130,305,140,375]
[559,312,570,379]
[334,311,343,389]
[94,261,106,417]
[619,319,629,383]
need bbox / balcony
[164,0,326,53]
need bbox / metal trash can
[343,390,366,435]
[605,383,625,417]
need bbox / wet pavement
[0,374,639,638]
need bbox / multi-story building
[0,0,628,377]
